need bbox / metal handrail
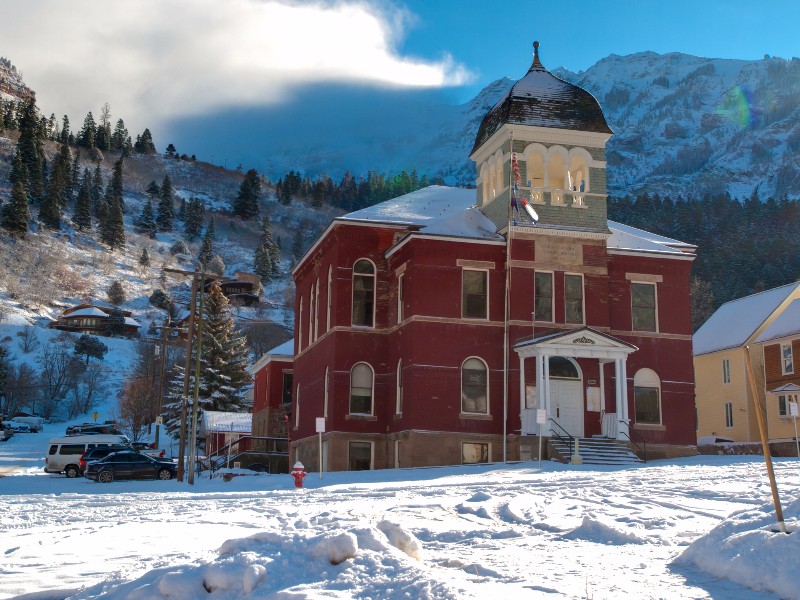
[549,418,575,458]
[205,435,289,474]
[618,420,647,463]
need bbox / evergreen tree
[15,99,45,201]
[73,168,92,231]
[69,149,80,202]
[232,168,261,219]
[139,247,151,268]
[177,196,186,222]
[134,128,156,153]
[97,103,112,151]
[78,111,96,148]
[291,229,304,261]
[99,158,125,249]
[39,148,68,230]
[136,199,157,238]
[195,281,251,412]
[1,180,31,235]
[165,143,176,157]
[107,280,126,305]
[157,174,174,231]
[8,151,28,187]
[59,115,70,144]
[50,144,73,210]
[183,197,205,241]
[91,162,104,217]
[253,215,279,284]
[198,217,215,265]
[145,180,160,200]
[111,119,128,151]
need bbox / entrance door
[551,379,583,438]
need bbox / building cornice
[470,123,612,164]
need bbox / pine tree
[59,115,70,144]
[73,168,92,231]
[107,280,126,305]
[291,229,304,261]
[39,149,68,230]
[137,199,157,238]
[111,119,128,151]
[198,217,215,265]
[69,149,80,202]
[97,103,112,151]
[91,162,104,217]
[177,197,186,222]
[157,174,174,231]
[145,180,160,199]
[196,281,251,412]
[15,98,45,201]
[78,111,96,148]
[232,168,261,219]
[134,128,156,153]
[184,197,205,241]
[99,157,125,249]
[139,247,151,268]
[253,215,279,284]
[1,180,31,235]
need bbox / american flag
[512,152,521,187]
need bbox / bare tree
[17,326,40,353]
[37,346,83,419]
[66,365,106,419]
[242,321,292,359]
[4,363,38,417]
[117,377,155,443]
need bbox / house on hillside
[274,43,698,472]
[251,340,293,440]
[205,272,262,306]
[693,282,800,443]
[49,304,140,337]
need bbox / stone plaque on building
[535,238,583,267]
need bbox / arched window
[634,368,661,425]
[479,163,490,205]
[314,277,319,341]
[326,265,332,332]
[350,362,374,415]
[295,383,300,428]
[308,283,314,347]
[298,297,303,352]
[461,357,488,414]
[548,356,580,379]
[352,259,375,327]
[548,151,567,193]
[323,367,329,418]
[396,359,403,415]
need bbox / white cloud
[2,0,472,133]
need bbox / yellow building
[693,282,800,443]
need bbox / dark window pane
[631,283,656,331]
[564,274,583,324]
[462,359,488,413]
[462,270,487,319]
[349,442,372,470]
[535,272,553,322]
[59,444,86,455]
[282,372,293,405]
[462,443,489,464]
[634,386,660,424]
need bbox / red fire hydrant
[291,461,307,488]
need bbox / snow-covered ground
[1,424,799,600]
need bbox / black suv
[79,445,129,474]
[84,450,177,483]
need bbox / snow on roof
[607,221,693,256]
[415,206,502,240]
[693,282,800,356]
[267,339,294,356]
[755,298,800,343]
[124,317,141,328]
[61,307,108,318]
[201,411,252,433]
[341,186,477,227]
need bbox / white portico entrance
[514,327,637,441]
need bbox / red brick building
[260,45,697,471]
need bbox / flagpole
[503,133,513,464]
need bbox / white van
[14,417,44,432]
[45,435,131,478]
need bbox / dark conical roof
[471,42,612,155]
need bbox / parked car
[8,421,31,433]
[79,445,129,474]
[12,416,44,432]
[85,451,177,483]
[66,423,122,436]
[1,423,13,442]
[45,435,132,478]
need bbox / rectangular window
[564,274,584,324]
[778,395,788,417]
[281,371,293,405]
[631,282,657,332]
[462,442,489,464]
[722,358,731,384]
[462,269,488,319]
[535,272,553,322]
[781,343,794,375]
[634,386,660,425]
[397,273,404,324]
[348,441,372,471]
[725,401,734,428]
[58,444,86,455]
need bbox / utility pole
[154,326,169,450]
[188,262,208,485]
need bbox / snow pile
[560,515,648,545]
[377,520,424,560]
[310,531,358,565]
[677,498,800,599]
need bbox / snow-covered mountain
[262,52,800,200]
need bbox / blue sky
[3,0,798,171]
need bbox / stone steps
[548,437,644,465]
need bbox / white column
[543,354,551,433]
[536,354,544,416]
[616,358,629,439]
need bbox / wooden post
[177,268,199,482]
[188,263,208,485]
[743,346,786,533]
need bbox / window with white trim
[462,442,489,464]
[634,368,661,425]
[564,273,584,324]
[314,277,319,341]
[348,441,373,471]
[350,362,374,415]
[631,282,657,332]
[778,394,796,417]
[397,272,404,324]
[461,357,488,414]
[298,297,303,351]
[722,358,731,384]
[534,271,553,322]
[352,259,375,327]
[396,359,403,415]
[282,371,292,405]
[323,367,329,419]
[462,269,488,319]
[308,284,314,347]
[781,343,794,375]
[326,265,332,332]
[295,384,300,428]
[724,401,733,428]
